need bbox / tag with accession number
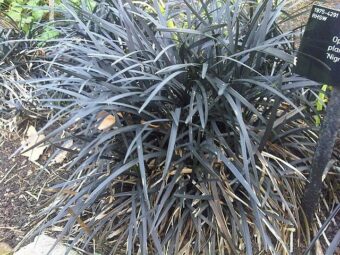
[295,5,340,85]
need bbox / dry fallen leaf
[96,110,109,120]
[98,114,116,130]
[140,120,160,128]
[169,167,192,176]
[107,227,124,239]
[68,208,90,234]
[0,242,13,255]
[21,125,48,162]
[52,139,74,164]
[44,187,78,196]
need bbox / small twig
[49,0,55,21]
[303,204,340,255]
[0,226,23,233]
[4,173,17,184]
[0,226,18,230]
[0,163,17,183]
[25,191,39,201]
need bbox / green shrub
[0,0,95,35]
[14,0,334,254]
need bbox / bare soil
[0,136,45,247]
[0,1,339,253]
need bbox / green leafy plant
[11,0,338,254]
[0,0,95,35]
[314,85,332,126]
[0,0,48,33]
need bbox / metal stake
[301,85,340,222]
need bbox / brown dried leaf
[21,126,48,162]
[140,120,160,128]
[67,208,90,234]
[96,110,109,120]
[44,188,77,196]
[107,227,124,239]
[0,242,13,255]
[169,167,192,176]
[98,114,116,130]
[53,140,74,164]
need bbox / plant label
[295,5,340,85]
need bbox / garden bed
[0,1,340,255]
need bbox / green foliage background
[0,0,95,38]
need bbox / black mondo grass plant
[14,0,338,254]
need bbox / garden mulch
[0,0,339,253]
[0,136,46,248]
